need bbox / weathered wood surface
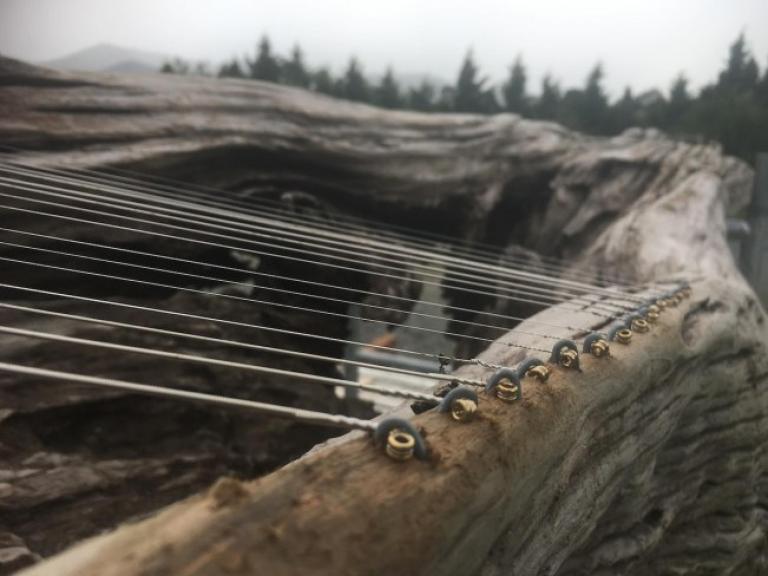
[19,282,768,576]
[0,57,765,574]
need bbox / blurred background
[1,0,767,164]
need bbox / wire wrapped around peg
[549,339,580,370]
[438,385,478,422]
[485,368,522,403]
[375,417,428,462]
[583,332,610,357]
[517,357,550,382]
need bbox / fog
[1,0,767,95]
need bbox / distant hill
[104,60,158,74]
[42,43,167,73]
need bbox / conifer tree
[759,55,768,104]
[502,56,527,113]
[535,74,561,120]
[313,68,336,95]
[342,58,370,102]
[608,87,637,132]
[666,73,690,128]
[217,58,245,78]
[159,58,190,75]
[578,63,609,133]
[454,50,495,113]
[282,45,311,88]
[375,68,402,108]
[248,35,281,82]
[408,80,436,111]
[718,33,760,91]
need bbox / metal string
[0,162,660,435]
[0,324,447,402]
[0,239,569,341]
[0,255,561,353]
[0,283,519,369]
[0,226,594,333]
[0,176,632,312]
[0,301,486,387]
[0,152,678,435]
[0,153,681,298]
[0,155,632,286]
[0,361,378,432]
[0,168,655,304]
[0,183,643,315]
[0,195,633,317]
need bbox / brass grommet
[616,328,633,344]
[646,311,659,323]
[450,398,477,422]
[559,348,579,369]
[632,318,650,333]
[590,338,610,357]
[495,378,520,403]
[386,429,415,461]
[656,299,667,310]
[525,364,550,382]
[647,304,661,315]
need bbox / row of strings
[0,155,676,435]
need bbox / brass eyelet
[525,364,550,382]
[386,429,416,461]
[590,338,610,357]
[495,378,520,402]
[616,328,633,344]
[559,348,579,369]
[450,398,477,422]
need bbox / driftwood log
[0,57,766,575]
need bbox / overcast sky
[1,0,767,97]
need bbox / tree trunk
[0,57,765,575]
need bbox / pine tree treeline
[161,34,768,163]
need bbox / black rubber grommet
[516,357,545,380]
[374,417,428,460]
[582,332,608,353]
[438,386,478,413]
[549,339,580,370]
[485,368,521,394]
